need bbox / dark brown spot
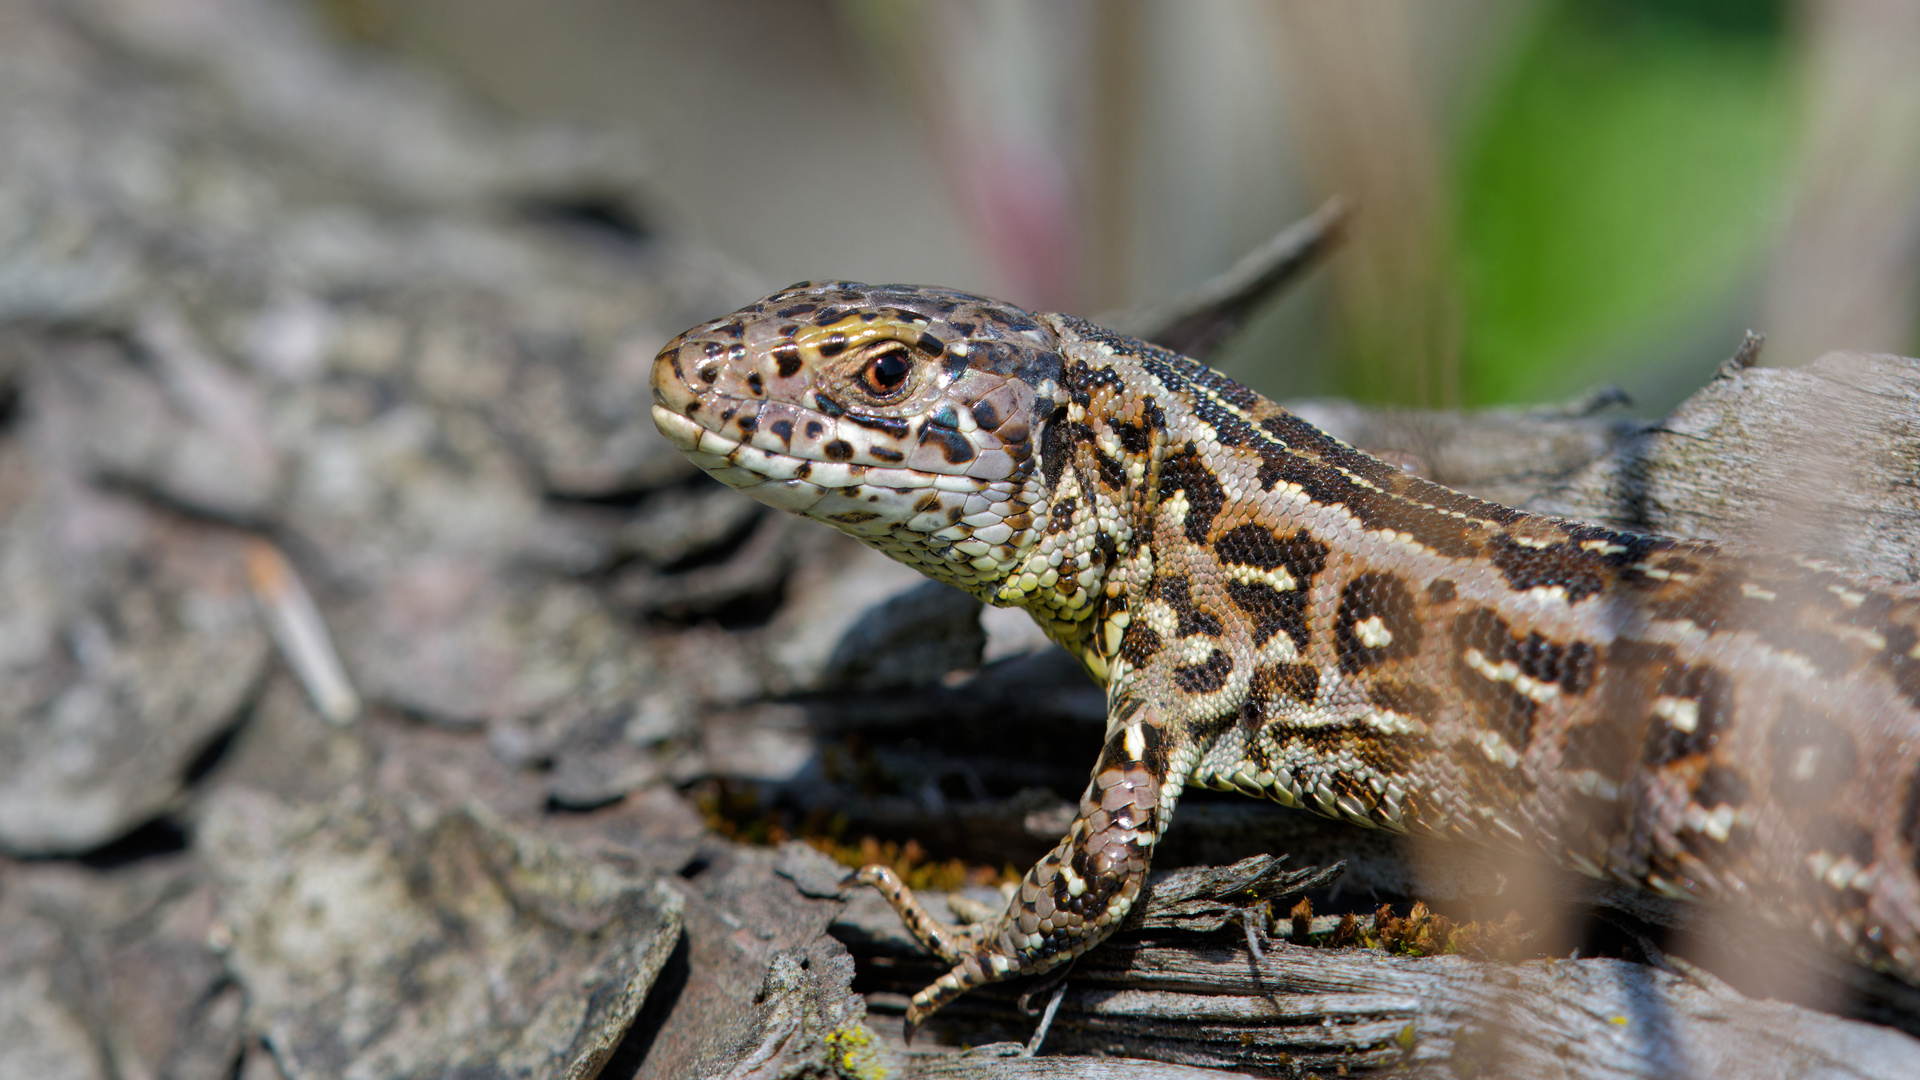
[1092,530,1118,564]
[1102,716,1166,770]
[829,510,879,524]
[919,424,976,465]
[1111,414,1153,455]
[1695,764,1749,808]
[771,344,803,378]
[916,332,946,357]
[1159,576,1222,637]
[1426,578,1456,603]
[1367,679,1439,719]
[1877,622,1920,711]
[1533,639,1597,696]
[1225,581,1308,651]
[776,303,818,318]
[1159,443,1224,545]
[735,414,757,435]
[1641,664,1729,767]
[823,439,854,461]
[818,332,848,358]
[1215,524,1327,575]
[770,419,794,443]
[1119,624,1162,667]
[1046,497,1077,533]
[804,420,824,440]
[1252,662,1320,707]
[1336,573,1422,674]
[1450,608,1538,749]
[848,413,910,438]
[744,373,763,396]
[1486,533,1609,603]
[1456,607,1596,697]
[969,399,1002,430]
[1040,404,1071,493]
[870,447,904,463]
[1173,649,1234,694]
[912,493,941,513]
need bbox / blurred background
[3,1,1919,1073]
[325,0,1920,411]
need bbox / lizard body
[650,281,1920,1032]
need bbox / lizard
[648,280,1920,1035]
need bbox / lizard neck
[999,340,1167,683]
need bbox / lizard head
[650,281,1067,597]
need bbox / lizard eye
[857,343,913,398]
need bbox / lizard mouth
[647,303,1048,584]
[650,398,1025,548]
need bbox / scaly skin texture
[651,281,1920,1034]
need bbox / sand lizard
[649,281,1920,1033]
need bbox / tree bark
[0,2,1914,1078]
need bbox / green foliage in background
[1455,0,1796,405]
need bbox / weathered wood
[0,1,1915,1077]
[821,849,1920,1078]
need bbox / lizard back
[650,280,1920,1028]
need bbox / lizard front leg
[857,696,1185,1035]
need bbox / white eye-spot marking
[1772,650,1821,680]
[1652,695,1701,734]
[1224,563,1296,592]
[1059,864,1087,898]
[1703,803,1736,842]
[1365,709,1427,737]
[1355,615,1393,649]
[1563,851,1606,879]
[1461,647,1562,704]
[1807,851,1866,890]
[1571,769,1620,802]
[1123,722,1146,761]
[1580,540,1629,555]
[1681,800,1737,842]
[1473,729,1521,769]
[1790,745,1822,781]
[1487,815,1526,843]
[1740,582,1777,601]
[1836,626,1888,651]
[1827,584,1867,608]
[1646,875,1690,899]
